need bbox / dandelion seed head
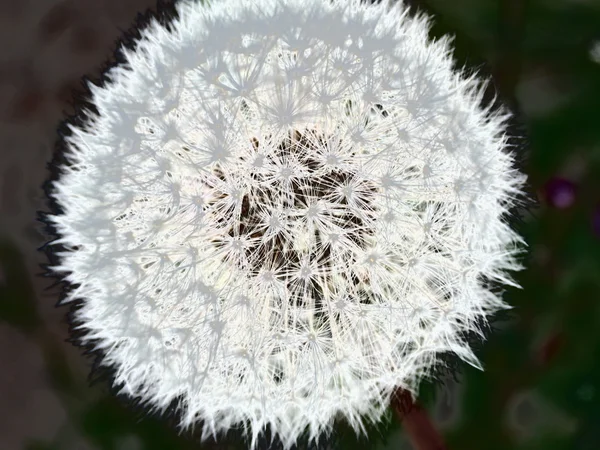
[46,0,526,448]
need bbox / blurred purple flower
[592,204,600,237]
[544,177,576,209]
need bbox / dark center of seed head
[207,129,380,312]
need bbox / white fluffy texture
[48,0,526,448]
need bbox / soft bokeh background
[1,0,599,449]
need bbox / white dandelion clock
[45,0,527,448]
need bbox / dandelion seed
[43,0,527,448]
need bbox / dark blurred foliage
[1,0,600,449]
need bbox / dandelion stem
[391,388,448,450]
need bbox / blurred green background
[1,0,599,449]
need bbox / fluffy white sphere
[47,0,526,448]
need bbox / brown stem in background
[391,388,448,450]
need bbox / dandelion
[43,0,527,448]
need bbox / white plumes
[47,0,526,448]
